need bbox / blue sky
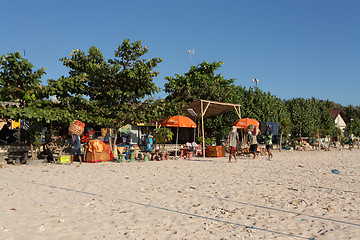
[2,0,359,106]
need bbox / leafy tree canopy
[47,39,164,127]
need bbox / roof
[182,99,241,119]
[329,109,349,124]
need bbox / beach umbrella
[160,115,196,158]
[232,118,259,129]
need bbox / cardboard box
[58,155,70,163]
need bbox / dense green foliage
[1,44,359,148]
[285,98,336,139]
[153,127,174,152]
[0,52,48,158]
[47,39,164,127]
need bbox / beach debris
[288,187,299,191]
[0,227,10,232]
[58,219,66,223]
[39,224,45,231]
[290,199,307,205]
[10,208,16,211]
[324,206,335,211]
[84,201,94,207]
[331,169,341,174]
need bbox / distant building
[329,109,348,133]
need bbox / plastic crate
[58,155,70,163]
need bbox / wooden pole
[201,100,205,157]
[175,127,179,159]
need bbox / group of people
[226,125,273,163]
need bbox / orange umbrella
[160,115,196,158]
[160,115,196,128]
[233,118,259,129]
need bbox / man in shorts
[247,129,258,159]
[226,126,240,163]
[70,132,82,164]
[265,132,273,160]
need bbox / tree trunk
[112,128,119,159]
[30,143,35,160]
[279,130,283,152]
[108,128,117,159]
[317,129,320,151]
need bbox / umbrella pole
[175,127,179,159]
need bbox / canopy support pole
[234,105,241,119]
[175,127,179,159]
[201,101,205,157]
[201,100,211,158]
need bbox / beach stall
[160,115,196,159]
[86,140,113,163]
[182,100,242,158]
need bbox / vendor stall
[86,140,113,163]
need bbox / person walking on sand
[226,126,240,163]
[349,134,354,151]
[264,125,273,160]
[247,128,258,159]
[70,132,82,164]
[146,130,154,153]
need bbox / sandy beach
[1,149,360,240]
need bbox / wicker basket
[69,120,85,136]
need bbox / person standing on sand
[264,125,273,160]
[226,126,240,163]
[247,128,258,159]
[349,134,354,151]
[146,130,154,153]
[70,132,82,164]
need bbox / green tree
[48,39,164,156]
[279,118,292,151]
[343,104,360,121]
[0,52,47,159]
[153,127,174,152]
[286,98,336,146]
[165,61,235,112]
[346,119,360,137]
[164,61,237,143]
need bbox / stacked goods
[69,120,85,136]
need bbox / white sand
[1,149,360,239]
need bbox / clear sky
[2,0,359,106]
